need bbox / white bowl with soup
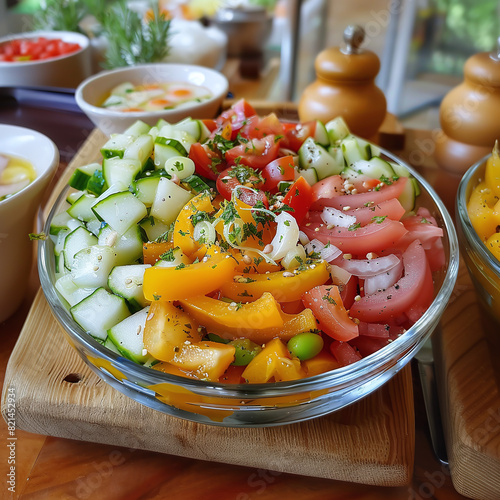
[0,124,59,322]
[75,63,229,136]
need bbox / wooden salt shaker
[298,25,387,140]
[435,38,500,174]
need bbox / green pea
[229,339,262,366]
[287,332,324,361]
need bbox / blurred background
[1,0,499,130]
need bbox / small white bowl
[75,63,229,136]
[0,125,59,323]
[0,30,92,89]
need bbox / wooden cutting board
[435,259,500,500]
[1,119,415,487]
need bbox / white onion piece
[320,244,342,262]
[321,206,356,228]
[364,259,404,295]
[330,264,352,286]
[268,211,299,261]
[340,254,401,279]
[304,238,324,255]
[193,220,216,245]
[298,230,310,246]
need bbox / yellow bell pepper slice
[242,338,305,383]
[143,252,236,301]
[303,351,341,377]
[485,232,500,261]
[485,141,500,198]
[467,182,500,241]
[181,293,317,344]
[219,260,330,303]
[143,301,202,362]
[167,341,236,382]
[173,191,214,260]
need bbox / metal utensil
[415,335,449,465]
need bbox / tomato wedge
[311,177,409,210]
[189,143,224,181]
[302,285,359,342]
[350,239,433,323]
[216,165,268,207]
[301,218,408,256]
[261,155,295,191]
[283,176,314,225]
[225,135,280,169]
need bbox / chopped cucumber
[139,217,172,242]
[63,226,98,270]
[102,157,143,190]
[181,174,213,194]
[298,137,343,180]
[325,117,350,143]
[351,157,396,180]
[98,224,144,266]
[70,287,130,340]
[108,264,150,311]
[150,177,193,225]
[294,166,318,185]
[50,212,80,235]
[86,169,106,196]
[67,193,98,222]
[55,273,95,307]
[314,120,330,147]
[68,163,101,191]
[101,134,134,159]
[66,190,84,205]
[107,307,150,363]
[132,176,161,207]
[92,191,147,236]
[71,245,118,288]
[154,137,188,168]
[341,135,369,165]
[398,177,420,212]
[123,120,151,138]
[123,134,154,167]
[390,161,411,178]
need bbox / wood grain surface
[435,262,500,500]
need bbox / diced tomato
[281,121,316,151]
[225,135,280,170]
[349,336,389,357]
[330,341,362,367]
[215,166,268,207]
[301,218,408,256]
[358,322,390,338]
[0,37,81,62]
[239,113,284,140]
[202,119,217,132]
[339,275,359,310]
[189,143,224,181]
[216,99,257,137]
[302,285,359,342]
[261,155,295,192]
[282,176,314,225]
[311,177,409,211]
[350,239,434,323]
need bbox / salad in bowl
[39,100,458,426]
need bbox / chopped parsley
[348,222,362,231]
[372,215,387,224]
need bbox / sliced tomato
[301,218,408,256]
[282,176,314,225]
[311,177,409,211]
[330,341,362,366]
[302,285,359,342]
[281,121,316,151]
[339,275,359,310]
[225,135,280,169]
[349,336,389,357]
[215,166,268,207]
[350,239,433,323]
[189,143,225,181]
[261,155,295,192]
[311,175,344,203]
[216,99,257,137]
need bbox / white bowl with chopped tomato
[75,63,229,136]
[0,31,92,88]
[38,102,459,426]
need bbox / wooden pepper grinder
[298,25,387,140]
[435,38,500,174]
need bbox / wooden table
[0,98,471,499]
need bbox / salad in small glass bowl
[39,100,459,426]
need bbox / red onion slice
[339,254,401,278]
[321,206,356,228]
[363,258,404,295]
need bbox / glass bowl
[456,154,500,324]
[39,147,459,427]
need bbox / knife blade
[415,334,449,465]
